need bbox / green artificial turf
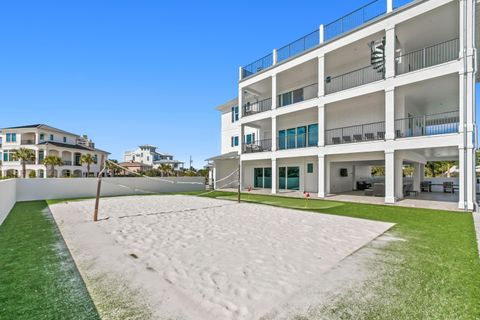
[0,201,99,320]
[203,192,480,319]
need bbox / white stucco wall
[0,179,17,225]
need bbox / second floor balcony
[325,65,384,95]
[243,98,272,117]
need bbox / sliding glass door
[278,166,300,190]
[254,167,272,188]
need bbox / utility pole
[189,155,193,170]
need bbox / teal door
[278,166,300,190]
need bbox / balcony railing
[324,0,386,41]
[326,121,386,145]
[242,53,274,78]
[395,39,460,75]
[325,65,384,94]
[277,30,320,63]
[394,110,459,138]
[21,139,35,145]
[278,83,318,108]
[243,98,272,117]
[278,133,318,150]
[63,160,73,166]
[243,139,272,154]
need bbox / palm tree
[12,148,36,178]
[80,154,96,177]
[43,155,64,178]
[105,159,120,177]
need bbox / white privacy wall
[15,177,205,202]
[0,179,17,225]
[0,177,205,225]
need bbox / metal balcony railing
[277,133,318,150]
[278,83,318,108]
[325,65,384,94]
[394,110,459,138]
[395,39,460,75]
[21,139,35,145]
[242,53,274,78]
[63,160,73,166]
[277,29,320,63]
[325,121,386,145]
[243,139,272,154]
[324,0,386,41]
[243,98,272,117]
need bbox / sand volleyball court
[49,195,394,319]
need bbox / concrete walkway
[223,188,462,212]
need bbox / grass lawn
[0,201,99,320]
[197,191,480,319]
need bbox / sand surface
[49,195,394,319]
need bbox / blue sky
[0,0,475,168]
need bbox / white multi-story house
[208,0,478,211]
[0,124,110,178]
[124,145,184,170]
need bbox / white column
[466,148,475,210]
[272,74,277,109]
[35,150,39,165]
[385,87,395,140]
[318,105,325,147]
[385,151,395,203]
[213,167,217,189]
[271,158,277,194]
[394,152,403,199]
[271,116,277,151]
[385,26,396,78]
[413,163,421,193]
[273,49,278,65]
[239,66,243,81]
[240,124,245,155]
[325,156,331,195]
[318,155,325,198]
[239,160,243,191]
[319,24,325,44]
[318,55,325,97]
[238,86,244,118]
[458,148,466,209]
[387,0,393,13]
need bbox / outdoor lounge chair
[377,131,385,140]
[420,181,431,192]
[332,137,341,144]
[443,181,454,193]
[342,136,352,143]
[364,133,374,140]
[353,134,363,142]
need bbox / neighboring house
[208,0,478,211]
[0,124,109,178]
[116,161,152,175]
[124,145,184,170]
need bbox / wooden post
[93,156,105,222]
[93,178,102,222]
[237,163,241,203]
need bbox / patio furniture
[420,181,432,192]
[364,132,374,140]
[395,129,403,138]
[403,183,413,197]
[443,181,454,193]
[377,131,385,139]
[353,134,363,142]
[364,189,374,196]
[373,183,385,197]
[406,190,419,197]
[356,181,372,191]
[342,136,352,143]
[332,137,341,144]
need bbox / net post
[93,156,105,222]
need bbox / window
[245,133,255,145]
[49,134,54,141]
[39,133,45,141]
[292,88,304,104]
[5,133,16,143]
[308,124,318,147]
[3,150,14,162]
[231,136,239,147]
[39,150,44,162]
[11,133,16,142]
[63,137,67,143]
[278,92,292,107]
[231,106,239,122]
[254,167,272,188]
[147,156,150,161]
[93,155,98,164]
[6,133,10,142]
[307,163,314,173]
